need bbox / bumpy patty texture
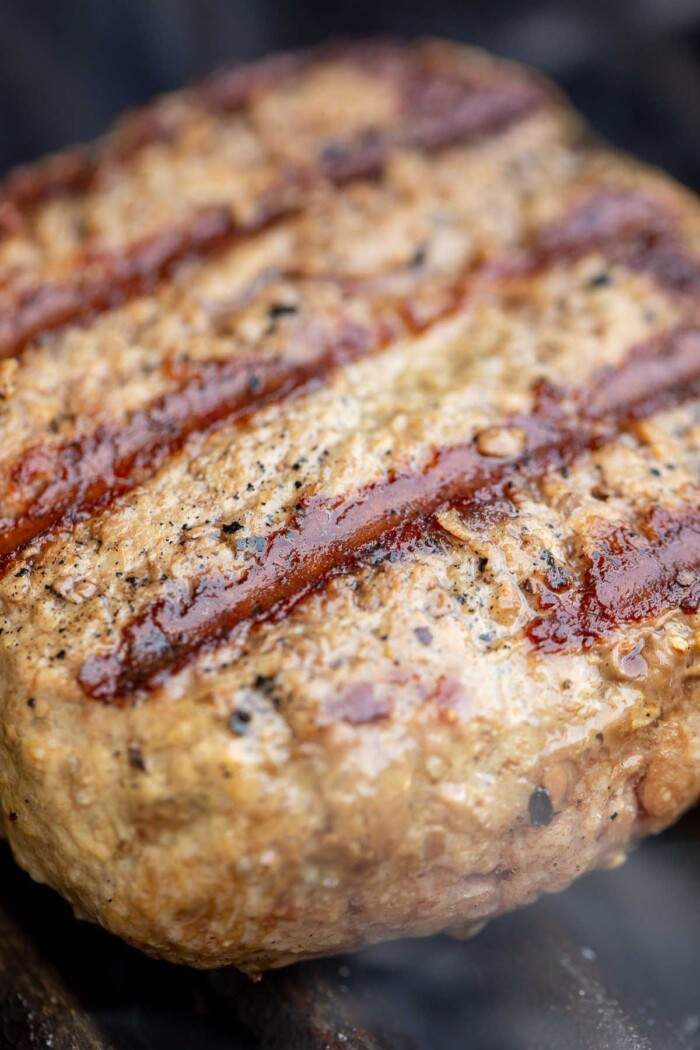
[1,38,700,971]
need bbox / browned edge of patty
[0,40,552,359]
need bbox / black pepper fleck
[410,244,428,268]
[230,709,252,736]
[254,673,276,694]
[268,301,298,320]
[128,745,146,772]
[529,786,554,827]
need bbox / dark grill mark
[314,68,549,183]
[1,151,95,213]
[0,40,404,216]
[3,189,699,570]
[583,323,700,419]
[77,325,700,701]
[0,40,546,217]
[528,507,700,653]
[0,46,321,220]
[0,206,239,361]
[0,319,387,569]
[491,186,700,296]
[0,55,550,359]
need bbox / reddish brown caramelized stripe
[528,507,700,653]
[3,189,700,572]
[0,39,546,216]
[0,40,399,215]
[0,49,318,226]
[0,207,238,360]
[0,53,550,359]
[2,151,95,211]
[0,319,385,567]
[78,325,700,700]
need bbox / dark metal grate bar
[209,965,417,1049]
[0,898,114,1050]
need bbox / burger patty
[1,38,700,971]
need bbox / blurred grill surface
[1,1,700,1047]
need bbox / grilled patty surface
[1,39,700,970]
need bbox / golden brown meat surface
[1,39,700,971]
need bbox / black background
[2,0,700,190]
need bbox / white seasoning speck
[52,575,97,604]
[476,426,526,458]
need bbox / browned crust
[0,44,326,215]
[1,187,698,572]
[0,42,552,359]
[0,315,387,567]
[0,207,238,360]
[3,39,700,975]
[529,505,700,653]
[78,323,700,701]
[0,39,545,212]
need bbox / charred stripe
[2,192,699,567]
[78,324,700,700]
